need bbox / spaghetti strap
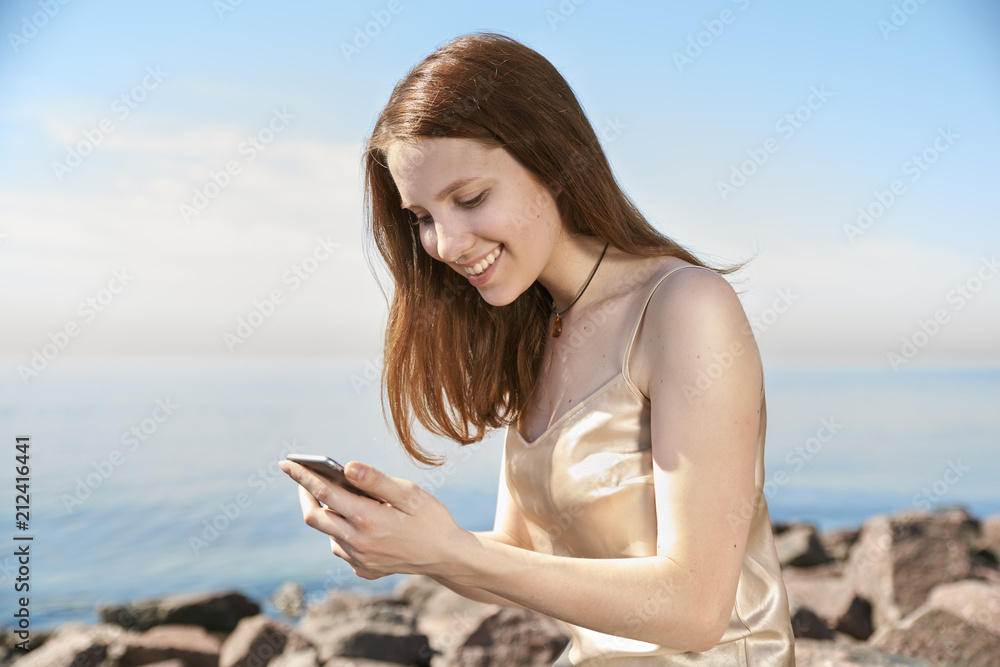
[620,264,717,394]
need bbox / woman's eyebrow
[400,177,479,209]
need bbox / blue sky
[1,0,998,367]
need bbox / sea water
[0,359,997,630]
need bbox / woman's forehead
[387,138,504,201]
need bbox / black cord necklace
[550,242,610,338]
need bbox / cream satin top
[504,265,795,665]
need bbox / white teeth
[464,246,502,275]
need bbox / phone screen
[285,454,382,502]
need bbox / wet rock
[219,614,310,667]
[844,507,980,630]
[453,607,570,666]
[99,590,261,632]
[775,523,831,568]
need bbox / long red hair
[364,33,731,465]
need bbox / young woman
[281,33,795,664]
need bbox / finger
[282,460,372,517]
[297,483,351,538]
[344,461,426,514]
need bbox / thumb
[345,461,423,512]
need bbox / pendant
[552,314,562,337]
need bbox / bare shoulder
[629,263,759,399]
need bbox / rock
[112,624,221,667]
[11,623,220,667]
[976,515,1000,563]
[396,575,443,612]
[789,601,835,640]
[836,597,874,642]
[794,638,935,666]
[453,607,570,666]
[269,648,320,667]
[395,576,502,665]
[219,615,310,667]
[297,596,432,666]
[783,564,872,640]
[775,523,831,568]
[9,623,124,667]
[272,582,306,619]
[870,579,1000,666]
[819,527,860,563]
[99,590,261,632]
[844,507,980,630]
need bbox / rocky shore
[3,507,999,666]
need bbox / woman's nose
[431,217,474,264]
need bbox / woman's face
[386,137,565,307]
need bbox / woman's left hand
[279,460,469,580]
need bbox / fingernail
[348,463,366,482]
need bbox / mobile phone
[285,454,382,502]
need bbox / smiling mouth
[463,245,503,276]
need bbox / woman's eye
[457,191,486,209]
[411,213,431,226]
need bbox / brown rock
[113,624,221,667]
[844,507,980,630]
[794,638,935,666]
[454,607,570,666]
[819,527,860,562]
[870,580,1000,667]
[297,596,431,666]
[269,648,320,667]
[775,523,831,568]
[99,590,261,632]
[789,601,835,640]
[10,623,125,667]
[783,565,872,640]
[395,576,502,665]
[977,515,1000,563]
[219,614,310,667]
